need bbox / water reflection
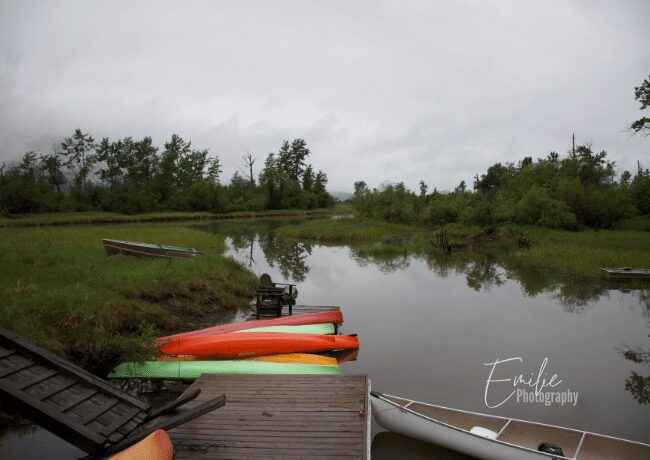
[205,219,314,282]
[205,218,650,447]
[372,432,474,459]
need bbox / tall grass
[277,217,416,243]
[511,227,650,275]
[0,223,257,375]
[277,218,650,277]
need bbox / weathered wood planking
[0,327,151,453]
[169,374,370,459]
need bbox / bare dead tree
[242,152,256,184]
[0,162,5,182]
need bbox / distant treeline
[353,145,650,229]
[0,130,333,214]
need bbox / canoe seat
[255,273,298,318]
[470,426,498,439]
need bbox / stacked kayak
[158,332,359,359]
[109,360,341,379]
[156,310,343,343]
[109,309,357,380]
[159,353,338,366]
[234,323,335,335]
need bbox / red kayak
[156,310,343,344]
[158,332,358,358]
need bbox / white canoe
[371,392,650,460]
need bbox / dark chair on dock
[0,327,226,459]
[254,273,298,318]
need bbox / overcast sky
[1,0,648,192]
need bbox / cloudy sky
[1,0,648,192]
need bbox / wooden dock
[245,304,341,321]
[168,374,370,459]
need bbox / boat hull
[234,323,335,335]
[109,429,173,460]
[600,267,650,279]
[158,353,338,366]
[109,360,341,379]
[158,332,359,358]
[371,394,650,460]
[102,239,203,258]
[372,396,555,460]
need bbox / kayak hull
[109,429,173,460]
[235,323,335,335]
[158,332,359,358]
[158,353,338,366]
[109,360,341,379]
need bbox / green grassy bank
[277,217,650,276]
[0,208,334,228]
[0,223,257,375]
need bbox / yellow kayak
[158,352,337,366]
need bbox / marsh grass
[0,208,334,227]
[277,218,650,277]
[277,217,417,243]
[0,223,257,375]
[510,226,650,275]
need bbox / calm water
[217,219,650,457]
[1,218,648,458]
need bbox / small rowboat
[155,310,344,343]
[158,333,359,358]
[102,239,204,258]
[371,392,650,459]
[600,267,650,279]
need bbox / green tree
[94,137,127,186]
[40,152,67,193]
[206,156,222,184]
[58,129,96,191]
[631,74,650,135]
[302,165,315,191]
[127,137,158,186]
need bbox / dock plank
[169,374,369,459]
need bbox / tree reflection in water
[204,219,650,407]
[351,243,650,406]
[258,232,312,282]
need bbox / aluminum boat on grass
[102,239,204,258]
[600,267,650,279]
[371,392,650,460]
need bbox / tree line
[0,130,333,215]
[353,145,650,230]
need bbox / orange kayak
[158,353,338,366]
[156,310,343,344]
[158,333,359,358]
[110,429,173,460]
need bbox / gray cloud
[1,0,648,191]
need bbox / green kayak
[108,360,341,379]
[234,323,335,335]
